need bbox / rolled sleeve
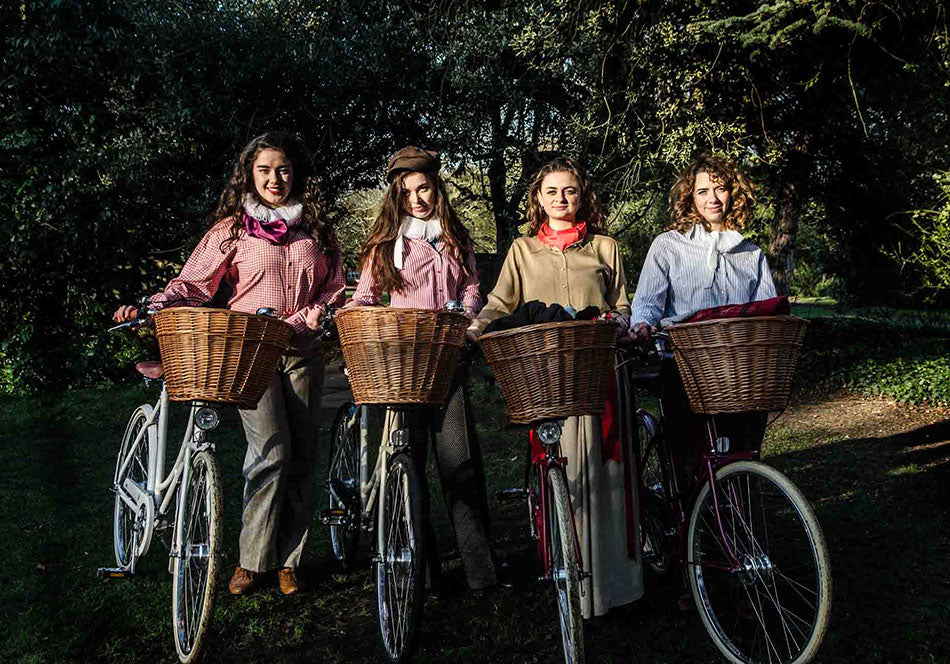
[149,223,233,309]
[459,245,483,313]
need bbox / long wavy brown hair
[213,132,338,258]
[668,154,755,233]
[359,170,474,294]
[525,157,607,237]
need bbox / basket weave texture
[154,307,293,408]
[477,320,617,425]
[667,315,808,414]
[335,307,469,405]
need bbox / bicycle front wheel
[687,461,832,664]
[547,468,585,664]
[328,402,361,570]
[113,406,155,570]
[172,450,222,664]
[376,452,425,663]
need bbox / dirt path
[775,391,950,469]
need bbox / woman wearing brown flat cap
[347,146,498,592]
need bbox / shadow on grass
[761,420,950,664]
[2,384,949,663]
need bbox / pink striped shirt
[352,238,482,311]
[150,219,345,333]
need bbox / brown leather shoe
[229,566,257,595]
[278,567,302,595]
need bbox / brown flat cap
[386,146,441,182]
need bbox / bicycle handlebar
[108,297,156,333]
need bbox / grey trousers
[405,369,497,590]
[238,347,324,572]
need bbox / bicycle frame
[114,382,213,565]
[526,425,586,584]
[326,404,410,541]
[628,360,763,574]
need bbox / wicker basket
[477,320,617,425]
[335,307,469,405]
[153,307,293,408]
[667,315,808,414]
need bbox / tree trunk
[769,137,810,296]
[487,105,514,253]
[769,182,798,296]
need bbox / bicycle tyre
[328,402,361,571]
[547,468,585,664]
[376,451,425,664]
[113,405,156,569]
[637,412,675,581]
[172,450,222,664]
[687,460,832,664]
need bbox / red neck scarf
[538,221,587,251]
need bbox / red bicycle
[499,418,586,664]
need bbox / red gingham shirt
[352,238,482,310]
[150,219,345,333]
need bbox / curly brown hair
[668,154,755,233]
[359,169,474,294]
[525,157,607,237]
[213,132,338,258]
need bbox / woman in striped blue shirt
[631,154,776,506]
[631,154,776,337]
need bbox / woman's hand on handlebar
[305,305,326,331]
[112,305,138,323]
[630,321,657,343]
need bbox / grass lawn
[2,371,949,662]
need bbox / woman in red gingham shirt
[114,132,344,596]
[348,146,498,592]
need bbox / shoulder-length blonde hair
[668,154,755,233]
[358,170,473,294]
[525,157,607,237]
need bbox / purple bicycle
[621,332,832,664]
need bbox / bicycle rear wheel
[687,460,832,664]
[172,450,222,664]
[328,402,361,570]
[547,468,585,664]
[376,452,425,663]
[637,411,675,580]
[113,406,155,570]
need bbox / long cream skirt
[561,413,644,618]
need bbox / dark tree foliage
[2,0,948,392]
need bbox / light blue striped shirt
[631,225,777,328]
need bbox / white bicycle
[99,305,223,664]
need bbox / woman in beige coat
[469,156,642,618]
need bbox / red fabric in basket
[684,295,790,323]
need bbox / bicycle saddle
[136,361,164,379]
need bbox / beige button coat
[469,233,630,335]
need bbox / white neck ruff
[394,216,442,268]
[243,194,303,227]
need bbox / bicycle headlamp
[195,407,220,431]
[537,421,562,445]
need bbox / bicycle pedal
[321,509,349,526]
[496,487,528,501]
[97,567,132,579]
